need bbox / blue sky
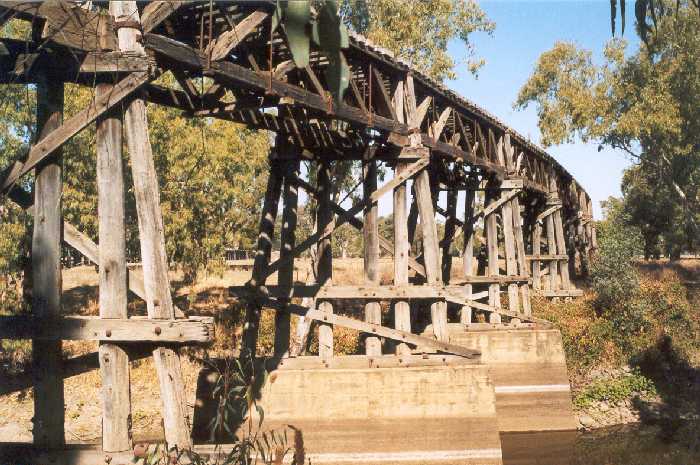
[446,0,640,218]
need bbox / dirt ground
[0,257,453,443]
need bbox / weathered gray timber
[363,157,382,355]
[316,163,334,358]
[96,82,131,452]
[111,1,190,449]
[274,158,300,359]
[32,77,64,449]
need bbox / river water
[501,422,700,465]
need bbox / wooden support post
[442,189,458,283]
[393,163,411,355]
[274,158,299,359]
[545,207,559,291]
[407,193,419,258]
[363,157,381,355]
[500,136,521,315]
[532,218,543,290]
[32,77,64,449]
[553,207,571,289]
[484,179,501,319]
[512,195,531,316]
[96,82,131,452]
[461,187,476,325]
[316,162,334,358]
[244,163,283,352]
[414,168,448,341]
[500,188,520,314]
[110,1,190,449]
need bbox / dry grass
[0,258,433,441]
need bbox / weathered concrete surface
[193,356,502,464]
[258,363,494,420]
[446,324,577,432]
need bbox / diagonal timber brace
[259,296,480,358]
[290,176,427,278]
[0,71,154,195]
[479,188,521,218]
[7,187,186,318]
[536,204,563,222]
[264,157,428,279]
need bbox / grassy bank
[534,259,700,429]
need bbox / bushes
[574,369,657,409]
[590,197,643,312]
[534,197,699,380]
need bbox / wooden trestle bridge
[0,0,596,461]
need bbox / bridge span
[0,2,596,463]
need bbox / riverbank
[534,259,700,432]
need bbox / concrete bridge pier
[193,327,575,464]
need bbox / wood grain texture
[414,169,448,341]
[484,181,501,315]
[244,164,283,352]
[393,162,411,355]
[363,158,381,355]
[461,188,476,324]
[0,72,151,194]
[96,82,131,452]
[111,1,190,449]
[316,163,334,358]
[275,159,300,358]
[0,315,214,343]
[31,77,64,449]
[207,10,268,61]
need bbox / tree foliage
[0,17,271,287]
[591,197,643,311]
[516,1,700,256]
[340,0,495,81]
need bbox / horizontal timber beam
[0,316,214,343]
[536,289,584,298]
[232,282,528,299]
[526,254,569,261]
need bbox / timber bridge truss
[0,1,597,460]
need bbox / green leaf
[283,1,311,68]
[314,1,348,52]
[271,1,284,34]
[325,53,350,106]
[621,0,626,35]
[256,404,265,429]
[313,1,350,105]
[610,0,617,36]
